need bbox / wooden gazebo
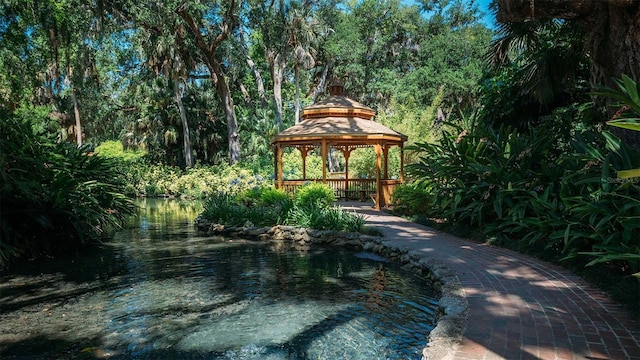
[271,85,407,210]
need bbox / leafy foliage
[390,183,432,217]
[0,107,135,264]
[95,140,147,162]
[200,184,365,233]
[294,183,336,208]
[120,161,271,199]
[285,203,365,232]
[408,122,640,277]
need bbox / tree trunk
[311,61,331,103]
[496,0,640,89]
[176,2,240,163]
[240,30,268,108]
[294,64,301,124]
[236,78,252,107]
[174,79,193,168]
[271,52,286,130]
[211,60,241,165]
[496,0,640,146]
[71,86,82,147]
[587,3,640,89]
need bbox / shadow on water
[0,199,204,313]
[0,199,438,360]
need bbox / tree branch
[496,0,595,22]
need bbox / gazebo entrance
[271,85,407,210]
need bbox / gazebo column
[276,143,284,189]
[373,144,382,210]
[297,145,312,180]
[321,139,327,183]
[400,144,405,182]
[383,144,389,180]
[337,146,353,200]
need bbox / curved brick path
[342,202,640,360]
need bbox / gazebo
[271,85,408,210]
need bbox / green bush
[294,183,336,208]
[408,119,640,312]
[285,203,365,232]
[119,162,271,199]
[200,186,366,233]
[391,183,433,216]
[95,140,146,161]
[259,187,292,206]
[0,106,135,264]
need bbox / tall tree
[176,1,241,164]
[250,0,289,130]
[496,0,639,89]
[0,0,100,145]
[288,4,318,123]
[496,0,640,146]
[139,19,197,167]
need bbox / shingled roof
[272,87,406,144]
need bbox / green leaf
[607,118,640,132]
[617,168,640,179]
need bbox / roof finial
[328,82,344,96]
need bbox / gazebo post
[276,143,284,189]
[400,144,405,182]
[273,144,278,188]
[383,144,389,180]
[339,146,353,200]
[374,144,382,210]
[321,139,327,184]
[298,146,310,180]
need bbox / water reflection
[0,199,437,359]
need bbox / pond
[0,199,439,359]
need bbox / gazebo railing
[281,179,401,203]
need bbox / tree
[139,17,197,167]
[496,0,640,146]
[0,0,101,146]
[177,1,241,164]
[496,0,639,90]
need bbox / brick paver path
[342,202,640,360]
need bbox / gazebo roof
[272,85,407,145]
[272,116,407,143]
[302,95,376,120]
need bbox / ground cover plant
[200,183,366,233]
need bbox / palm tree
[487,19,586,106]
[288,5,318,124]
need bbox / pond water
[0,199,438,359]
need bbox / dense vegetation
[1,1,638,311]
[0,107,134,263]
[200,183,370,234]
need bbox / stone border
[195,219,468,360]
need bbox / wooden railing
[281,179,401,206]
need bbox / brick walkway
[341,202,640,360]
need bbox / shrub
[391,183,433,216]
[294,183,336,208]
[0,107,135,264]
[119,162,271,199]
[95,140,146,161]
[285,203,365,232]
[408,118,639,303]
[200,186,365,233]
[259,187,291,206]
